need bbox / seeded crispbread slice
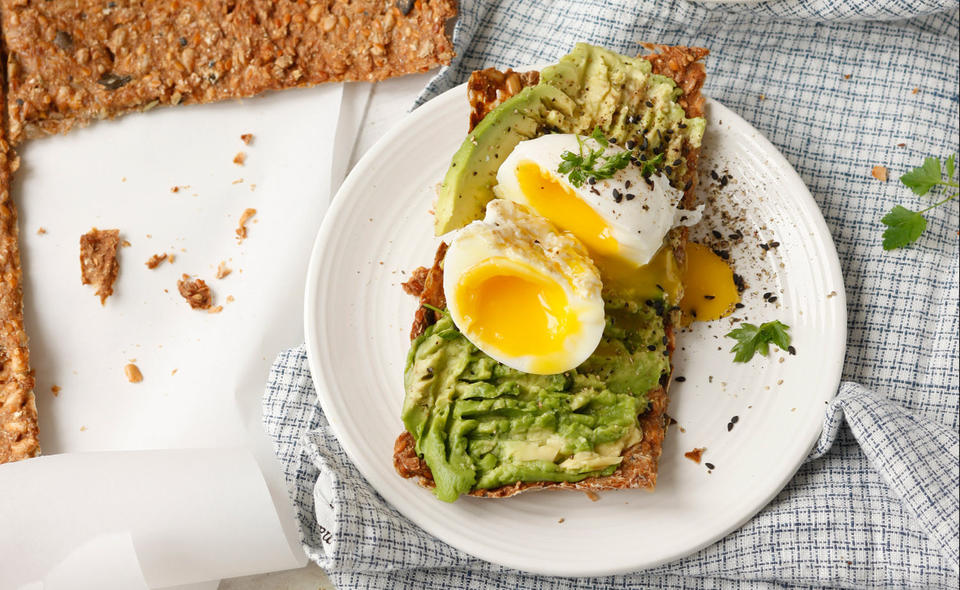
[1,0,457,143]
[393,45,707,498]
[0,74,38,463]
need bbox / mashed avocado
[402,301,668,502]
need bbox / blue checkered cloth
[264,1,960,587]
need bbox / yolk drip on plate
[680,242,740,323]
[454,258,579,359]
[516,162,619,258]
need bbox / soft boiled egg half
[443,199,605,375]
[494,133,700,301]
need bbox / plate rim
[304,78,847,576]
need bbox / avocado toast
[394,44,707,501]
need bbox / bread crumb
[827,290,838,298]
[240,133,253,145]
[167,253,175,263]
[171,186,180,193]
[145,253,169,269]
[871,166,888,182]
[51,385,61,396]
[684,447,706,463]
[177,274,214,310]
[759,94,766,100]
[208,305,223,314]
[558,518,565,524]
[215,261,232,279]
[843,74,851,79]
[232,178,244,184]
[37,227,47,235]
[582,490,599,502]
[226,295,235,303]
[80,228,121,305]
[236,208,257,241]
[171,369,178,375]
[233,151,246,165]
[80,426,87,432]
[912,87,919,94]
[121,240,131,247]
[124,363,143,383]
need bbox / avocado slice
[433,43,706,236]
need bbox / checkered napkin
[264,1,960,587]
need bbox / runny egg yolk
[455,258,579,361]
[516,162,619,258]
[597,247,683,304]
[680,242,740,323]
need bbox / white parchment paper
[2,83,347,587]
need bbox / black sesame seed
[645,100,654,108]
[731,415,739,423]
[683,180,693,191]
[727,422,734,431]
[734,302,745,309]
[760,243,770,251]
[768,296,778,303]
[710,170,719,180]
[609,137,617,144]
[675,376,686,382]
[770,241,781,248]
[704,295,715,300]
[624,180,632,188]
[728,233,740,240]
[625,193,635,200]
[705,462,715,470]
[720,176,729,188]
[587,176,597,185]
[664,165,672,175]
[625,140,636,150]
[179,36,188,47]
[713,249,730,260]
[763,292,772,300]
[640,138,649,150]
[788,345,797,355]
[662,349,669,356]
[612,189,623,202]
[678,122,687,128]
[662,335,668,345]
[647,344,657,351]
[712,230,723,239]
[673,158,683,167]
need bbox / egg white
[494,133,699,267]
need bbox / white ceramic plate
[304,80,846,576]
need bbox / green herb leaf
[589,126,609,147]
[881,205,927,250]
[725,321,791,363]
[640,153,664,177]
[946,153,956,181]
[900,157,942,196]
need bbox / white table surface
[218,69,434,590]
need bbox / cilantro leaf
[557,128,631,187]
[589,126,609,147]
[725,321,792,363]
[881,205,927,250]
[880,153,958,251]
[900,156,941,196]
[640,153,664,177]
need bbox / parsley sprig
[725,320,791,363]
[881,154,958,250]
[557,127,633,187]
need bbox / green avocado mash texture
[402,303,669,502]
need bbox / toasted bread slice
[394,45,707,498]
[0,76,38,463]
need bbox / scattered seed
[704,462,715,470]
[788,345,797,355]
[675,376,686,382]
